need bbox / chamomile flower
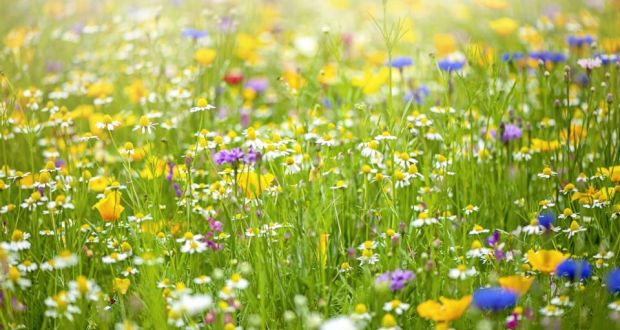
[133,115,157,134]
[411,211,438,227]
[189,98,215,112]
[449,264,478,280]
[539,304,564,317]
[45,291,80,320]
[537,166,557,179]
[180,239,207,254]
[52,250,78,269]
[463,204,479,215]
[1,230,31,251]
[193,275,212,285]
[550,295,574,307]
[331,180,348,190]
[96,115,121,131]
[564,220,587,238]
[357,249,380,265]
[469,224,489,235]
[17,260,38,273]
[226,273,249,290]
[466,240,492,259]
[127,212,153,223]
[102,252,129,264]
[383,299,410,315]
[523,218,545,235]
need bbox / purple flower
[173,182,183,198]
[244,148,261,164]
[375,269,415,291]
[227,148,244,163]
[245,78,269,93]
[166,162,175,182]
[501,124,522,142]
[486,230,500,246]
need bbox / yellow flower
[490,17,518,36]
[596,166,620,183]
[88,176,109,192]
[318,64,337,85]
[318,233,329,267]
[194,48,216,66]
[433,34,456,57]
[499,275,534,296]
[113,277,130,295]
[283,70,305,91]
[475,0,509,10]
[93,191,124,222]
[527,249,567,274]
[87,80,114,98]
[236,171,275,198]
[417,295,472,323]
[4,28,29,51]
[125,79,147,103]
[351,68,389,95]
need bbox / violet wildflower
[244,148,260,164]
[166,162,175,182]
[173,182,183,198]
[245,78,269,93]
[501,124,522,142]
[375,269,415,292]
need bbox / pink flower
[577,57,602,70]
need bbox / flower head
[472,287,518,312]
[527,249,567,274]
[556,259,592,281]
[93,191,124,222]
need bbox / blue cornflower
[502,52,524,63]
[438,56,466,72]
[473,287,518,312]
[567,35,594,47]
[556,259,592,281]
[597,54,619,66]
[606,269,620,294]
[528,51,567,64]
[182,28,209,39]
[403,85,430,104]
[537,212,555,229]
[387,57,414,69]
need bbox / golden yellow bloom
[417,295,472,323]
[433,34,456,57]
[125,79,147,103]
[489,17,518,36]
[596,166,620,183]
[527,249,567,274]
[194,48,217,66]
[93,191,124,222]
[88,176,109,192]
[236,171,275,198]
[113,277,130,295]
[499,275,534,296]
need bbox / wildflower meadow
[2,0,620,329]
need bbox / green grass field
[1,0,620,329]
